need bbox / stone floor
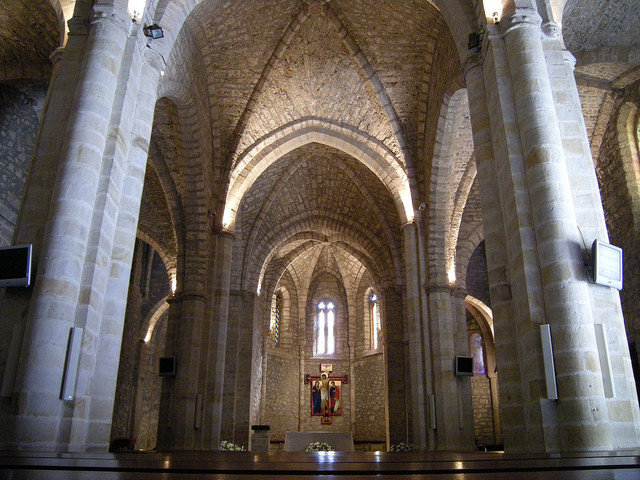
[2,449,640,479]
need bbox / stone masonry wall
[0,81,48,244]
[354,353,386,442]
[595,97,640,342]
[467,316,495,447]
[264,353,300,441]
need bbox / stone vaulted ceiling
[147,0,461,293]
[0,0,59,79]
[4,0,637,297]
[138,0,640,295]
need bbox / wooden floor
[2,449,640,479]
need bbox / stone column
[400,222,428,449]
[464,53,528,450]
[500,8,612,451]
[452,287,474,449]
[84,53,162,452]
[156,294,184,448]
[202,230,234,449]
[382,286,407,447]
[425,283,467,450]
[110,240,146,442]
[171,290,207,449]
[222,291,256,447]
[5,7,132,452]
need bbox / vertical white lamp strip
[194,393,202,429]
[429,394,436,429]
[595,323,615,398]
[540,324,558,400]
[60,327,83,401]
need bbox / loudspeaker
[60,327,83,401]
[540,324,558,400]
[595,323,615,398]
[455,355,474,376]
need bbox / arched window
[369,292,381,349]
[315,301,335,355]
[274,293,282,346]
[470,333,485,375]
[270,291,284,347]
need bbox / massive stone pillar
[401,222,429,449]
[464,52,529,450]
[466,4,640,452]
[424,283,473,451]
[202,230,234,449]
[222,290,257,447]
[156,294,184,448]
[0,4,151,452]
[452,288,474,448]
[157,232,233,451]
[381,286,407,447]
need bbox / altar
[284,432,355,452]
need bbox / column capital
[500,8,542,37]
[169,291,207,304]
[67,16,89,36]
[49,47,65,65]
[541,21,561,39]
[424,283,453,295]
[213,228,236,241]
[452,287,468,299]
[401,220,416,231]
[89,5,131,31]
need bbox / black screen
[0,245,31,286]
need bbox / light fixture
[128,0,147,22]
[143,24,164,39]
[483,0,503,24]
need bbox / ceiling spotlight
[143,24,164,39]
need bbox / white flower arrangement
[305,441,333,452]
[219,440,246,451]
[390,442,414,452]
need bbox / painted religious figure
[330,380,340,414]
[312,381,321,414]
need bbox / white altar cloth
[284,431,354,452]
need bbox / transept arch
[239,142,403,293]
[616,102,640,233]
[46,0,74,44]
[224,119,413,230]
[428,88,474,284]
[251,215,392,295]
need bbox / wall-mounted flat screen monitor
[455,355,474,376]
[159,356,176,376]
[0,244,33,287]
[592,240,623,290]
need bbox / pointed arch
[224,118,413,230]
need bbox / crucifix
[304,363,349,425]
